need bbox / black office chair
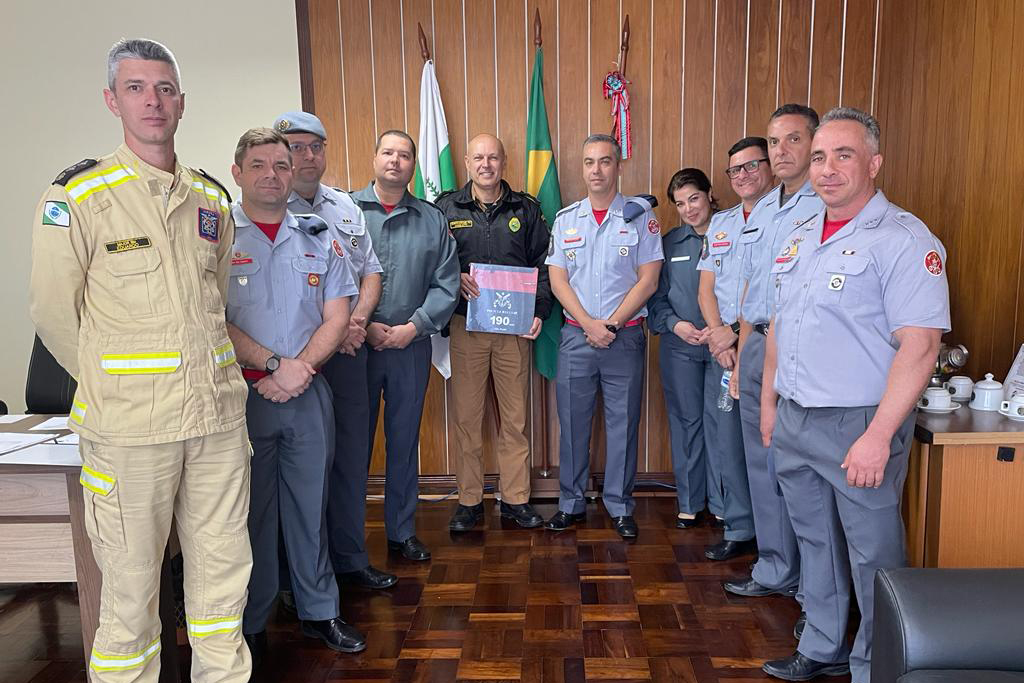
[0,400,7,415]
[25,335,77,414]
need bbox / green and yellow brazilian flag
[525,47,563,380]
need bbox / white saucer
[998,408,1024,422]
[917,402,960,414]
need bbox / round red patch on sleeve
[924,250,943,276]
[332,239,345,258]
[647,218,661,235]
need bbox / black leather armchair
[25,335,77,414]
[872,568,1024,683]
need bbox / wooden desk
[906,407,1024,568]
[0,416,180,682]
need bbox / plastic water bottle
[718,370,734,412]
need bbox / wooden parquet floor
[0,497,853,683]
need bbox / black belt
[754,323,769,335]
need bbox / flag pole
[417,22,431,62]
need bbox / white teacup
[943,375,974,401]
[1000,394,1024,417]
[920,387,952,410]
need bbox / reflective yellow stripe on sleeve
[100,352,182,375]
[191,179,230,212]
[90,637,161,672]
[65,165,139,204]
[186,615,242,637]
[213,342,237,368]
[69,399,87,424]
[80,466,115,496]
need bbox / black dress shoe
[612,516,638,539]
[500,501,543,528]
[301,617,366,653]
[793,612,806,640]
[675,515,699,529]
[762,652,849,681]
[544,510,586,530]
[709,516,726,528]
[724,576,798,597]
[387,536,431,561]
[338,565,398,589]
[704,538,757,561]
[243,631,267,670]
[449,503,484,531]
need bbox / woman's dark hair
[666,168,718,213]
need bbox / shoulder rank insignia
[197,168,233,204]
[53,159,98,187]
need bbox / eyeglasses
[725,158,769,178]
[289,141,326,156]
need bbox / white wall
[0,1,301,412]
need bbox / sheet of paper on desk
[0,442,82,466]
[0,415,30,424]
[56,433,80,445]
[30,416,69,431]
[1004,344,1024,400]
[0,432,60,455]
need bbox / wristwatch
[264,354,281,373]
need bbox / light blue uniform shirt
[772,191,950,407]
[696,203,747,326]
[287,184,382,311]
[226,204,357,359]
[739,181,824,325]
[545,194,664,322]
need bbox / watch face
[266,356,280,372]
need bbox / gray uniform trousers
[366,337,432,543]
[738,331,801,591]
[660,334,753,539]
[322,346,372,573]
[243,374,339,632]
[555,324,645,518]
[773,400,912,683]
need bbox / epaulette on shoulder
[520,192,540,206]
[435,189,456,202]
[53,159,98,187]
[197,168,233,204]
[294,213,329,235]
[890,209,929,238]
[555,200,580,218]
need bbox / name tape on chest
[105,236,152,253]
[671,255,691,262]
[449,220,473,229]
[231,251,253,265]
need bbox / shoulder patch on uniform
[53,159,98,187]
[196,168,233,204]
[294,213,329,235]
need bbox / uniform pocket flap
[231,260,261,277]
[609,230,639,246]
[771,258,798,274]
[335,221,365,236]
[737,226,763,244]
[80,465,116,496]
[104,247,161,277]
[292,256,328,275]
[824,254,870,275]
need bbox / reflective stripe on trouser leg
[174,425,253,683]
[78,437,181,683]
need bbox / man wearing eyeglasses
[694,137,774,562]
[273,112,397,592]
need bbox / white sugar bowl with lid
[969,373,1003,412]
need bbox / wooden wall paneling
[402,0,434,148]
[339,0,377,190]
[711,0,747,208]
[309,0,348,189]
[839,0,877,112]
[808,0,842,115]
[745,0,781,135]
[1012,0,1024,356]
[681,0,715,174]
[777,0,812,106]
[370,0,408,135]
[497,0,529,199]
[619,0,652,196]
[556,0,590,204]
[644,0,685,474]
[433,0,470,188]
[873,0,916,211]
[463,0,498,140]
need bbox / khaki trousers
[449,314,532,505]
[79,425,252,683]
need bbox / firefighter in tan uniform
[28,39,252,682]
